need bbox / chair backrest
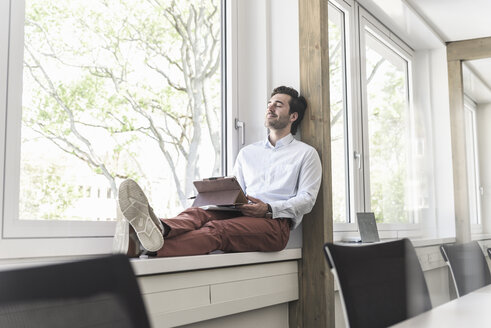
[0,254,150,328]
[324,238,432,328]
[440,241,491,297]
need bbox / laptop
[356,212,380,243]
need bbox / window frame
[463,96,483,233]
[328,0,358,230]
[0,0,228,256]
[359,9,418,232]
[332,1,421,236]
[0,0,9,243]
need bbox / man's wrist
[265,203,273,219]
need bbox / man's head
[265,86,307,135]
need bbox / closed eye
[268,101,284,108]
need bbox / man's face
[265,93,296,131]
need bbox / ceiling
[407,0,491,103]
[358,0,491,103]
[406,0,491,42]
[463,61,491,104]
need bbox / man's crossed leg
[116,179,290,257]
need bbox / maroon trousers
[157,207,291,257]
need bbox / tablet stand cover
[192,177,248,208]
[356,212,380,243]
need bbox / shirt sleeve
[269,148,322,226]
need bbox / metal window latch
[354,151,361,170]
[235,119,245,145]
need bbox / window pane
[328,4,349,223]
[364,31,410,223]
[21,0,222,221]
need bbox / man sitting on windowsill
[115,86,322,257]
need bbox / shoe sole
[118,179,164,252]
[112,212,130,254]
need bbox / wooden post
[290,0,333,327]
[447,60,471,243]
[446,37,491,243]
[447,37,491,61]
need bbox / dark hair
[271,86,307,135]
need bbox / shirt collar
[264,133,294,149]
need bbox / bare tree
[127,0,222,205]
[23,0,221,210]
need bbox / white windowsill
[333,237,456,247]
[130,248,302,276]
[0,248,302,275]
[411,235,491,247]
[1,235,478,275]
[471,234,491,241]
[411,237,456,248]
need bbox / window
[360,26,413,224]
[329,1,431,231]
[328,2,352,224]
[3,0,223,240]
[464,98,482,227]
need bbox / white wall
[269,0,300,91]
[425,266,451,306]
[182,304,288,328]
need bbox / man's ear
[290,111,299,123]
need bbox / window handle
[354,151,361,170]
[235,119,245,145]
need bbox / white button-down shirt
[233,133,322,229]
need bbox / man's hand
[239,195,269,218]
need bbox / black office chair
[440,241,491,297]
[0,254,150,328]
[324,238,432,328]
